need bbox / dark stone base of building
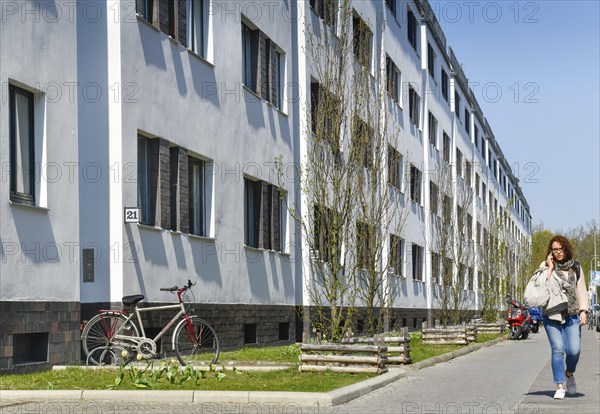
[0,301,80,374]
[0,301,479,373]
[81,302,299,355]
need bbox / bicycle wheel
[81,313,139,365]
[86,345,130,366]
[173,316,219,366]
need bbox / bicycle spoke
[174,317,219,366]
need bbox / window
[409,164,422,203]
[385,0,396,16]
[389,234,404,277]
[474,125,479,148]
[454,91,461,119]
[9,85,35,205]
[442,195,452,223]
[311,82,340,152]
[441,69,449,101]
[411,244,423,281]
[188,157,206,236]
[244,178,284,251]
[136,0,154,23]
[465,160,472,184]
[408,85,420,126]
[242,22,283,109]
[138,136,159,225]
[407,8,417,50]
[314,205,340,264]
[428,112,438,147]
[353,14,372,68]
[386,55,400,102]
[482,182,487,205]
[431,252,440,284]
[388,145,403,190]
[356,222,372,270]
[466,214,473,240]
[475,173,480,198]
[310,0,336,30]
[455,148,463,177]
[468,267,474,291]
[464,108,470,133]
[442,132,450,163]
[137,0,188,46]
[188,0,205,56]
[429,182,439,215]
[139,137,200,231]
[427,44,435,79]
[352,118,373,169]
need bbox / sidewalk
[520,326,600,413]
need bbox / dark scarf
[555,259,575,275]
[554,259,579,315]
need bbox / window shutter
[177,0,187,46]
[178,148,189,233]
[268,40,278,107]
[258,33,269,101]
[249,29,260,94]
[252,180,262,247]
[146,139,160,226]
[272,187,281,251]
[257,181,269,249]
[311,83,320,135]
[169,146,180,231]
[159,0,169,34]
[158,138,171,229]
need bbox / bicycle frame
[109,300,196,353]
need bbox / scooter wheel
[531,325,539,334]
[510,326,522,340]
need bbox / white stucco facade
[0,0,532,371]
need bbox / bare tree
[276,0,409,340]
[429,161,476,326]
[478,200,512,323]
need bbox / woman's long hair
[546,235,574,261]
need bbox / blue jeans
[542,314,581,384]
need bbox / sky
[430,0,600,233]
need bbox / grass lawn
[409,331,506,363]
[0,366,372,392]
[0,334,505,392]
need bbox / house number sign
[124,207,140,223]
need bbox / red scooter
[506,296,533,340]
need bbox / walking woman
[542,235,587,399]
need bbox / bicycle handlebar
[160,280,197,293]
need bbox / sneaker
[553,388,566,399]
[566,373,577,394]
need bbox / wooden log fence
[421,322,478,345]
[299,343,388,374]
[474,322,506,335]
[340,327,412,365]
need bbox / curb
[0,369,407,406]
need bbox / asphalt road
[1,328,598,414]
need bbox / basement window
[14,332,48,365]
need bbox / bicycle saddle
[122,294,144,306]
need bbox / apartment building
[0,0,531,373]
